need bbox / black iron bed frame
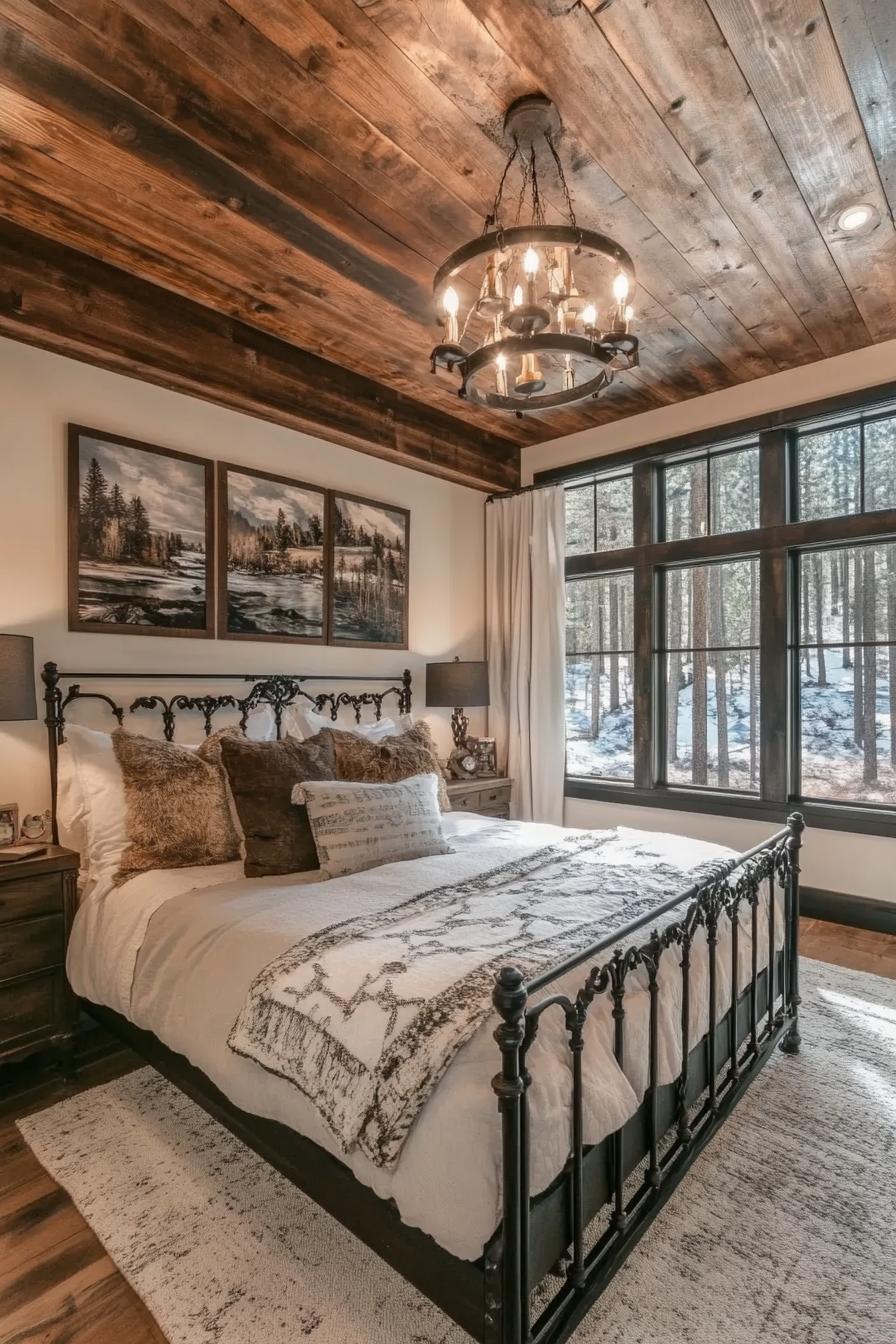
[43,662,804,1344]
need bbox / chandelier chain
[545,131,579,236]
[485,141,520,234]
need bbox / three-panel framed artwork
[68,425,410,649]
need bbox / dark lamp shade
[425,659,490,709]
[0,634,37,722]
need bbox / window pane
[594,476,633,551]
[663,559,759,793]
[664,458,707,541]
[565,484,594,555]
[566,574,634,780]
[863,417,896,513]
[665,559,759,650]
[666,650,760,791]
[798,425,860,521]
[801,544,892,647]
[710,447,760,534]
[798,542,896,804]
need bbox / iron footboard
[485,812,804,1344]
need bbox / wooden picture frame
[0,803,19,847]
[216,463,327,644]
[67,425,214,638]
[328,491,410,649]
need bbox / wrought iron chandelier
[430,94,639,415]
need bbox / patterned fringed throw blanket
[228,829,726,1169]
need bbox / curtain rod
[485,480,561,504]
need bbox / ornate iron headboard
[41,661,412,844]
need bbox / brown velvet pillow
[112,727,242,885]
[220,730,337,877]
[331,721,451,812]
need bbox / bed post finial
[401,668,412,717]
[780,811,804,1056]
[492,966,528,1344]
[41,661,62,845]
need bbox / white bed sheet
[67,815,779,1260]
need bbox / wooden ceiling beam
[0,220,521,492]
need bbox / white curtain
[486,485,566,825]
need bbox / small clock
[448,749,479,779]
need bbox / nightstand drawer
[0,972,63,1044]
[0,873,62,924]
[0,915,65,982]
[478,804,511,819]
[448,786,482,812]
[477,783,512,810]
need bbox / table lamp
[0,634,37,723]
[425,657,490,750]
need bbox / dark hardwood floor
[2,921,895,1344]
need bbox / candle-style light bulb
[443,286,459,344]
[581,303,597,330]
[523,246,539,306]
[613,273,629,304]
[563,354,575,392]
[625,305,634,323]
[495,352,508,398]
[512,284,524,309]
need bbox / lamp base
[451,707,470,750]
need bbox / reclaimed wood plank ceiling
[1,0,894,489]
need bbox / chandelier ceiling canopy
[430,94,639,415]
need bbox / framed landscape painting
[217,463,327,643]
[68,426,214,637]
[329,492,409,649]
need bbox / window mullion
[759,548,788,803]
[632,462,653,788]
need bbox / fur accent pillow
[220,730,337,877]
[112,727,242,885]
[331,720,451,811]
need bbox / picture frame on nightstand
[0,803,18,847]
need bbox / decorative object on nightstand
[445,777,513,820]
[0,633,38,851]
[470,736,497,777]
[425,657,490,777]
[0,846,80,1078]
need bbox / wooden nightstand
[446,777,513,819]
[0,846,80,1076]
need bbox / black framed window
[565,572,634,780]
[796,541,896,806]
[553,382,896,837]
[661,559,759,793]
[662,444,760,541]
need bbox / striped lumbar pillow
[292,773,452,878]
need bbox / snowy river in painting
[226,566,323,638]
[78,553,207,628]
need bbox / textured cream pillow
[294,773,452,878]
[111,727,242,884]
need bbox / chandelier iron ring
[459,334,615,412]
[431,226,636,307]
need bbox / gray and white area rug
[19,958,896,1344]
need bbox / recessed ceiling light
[834,203,880,235]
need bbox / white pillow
[59,724,130,893]
[293,774,452,879]
[284,706,413,742]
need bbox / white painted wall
[524,340,896,903]
[0,337,487,814]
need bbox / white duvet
[67,815,780,1261]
